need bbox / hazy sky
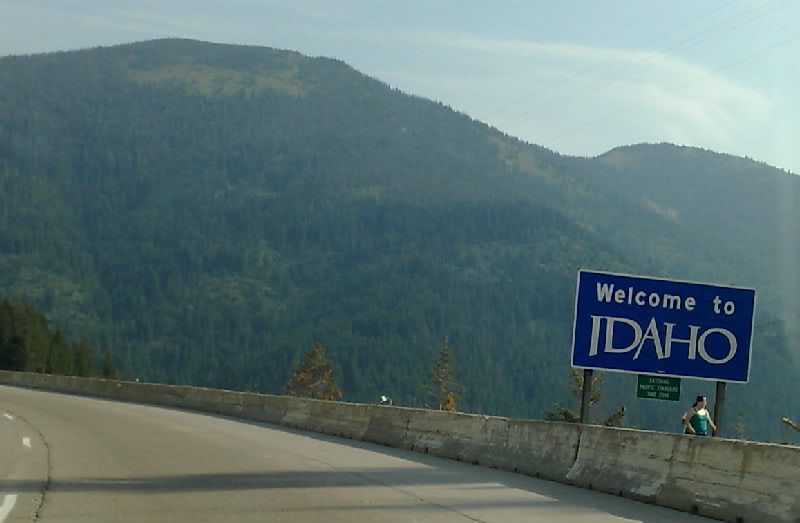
[3,0,799,174]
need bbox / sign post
[579,369,593,423]
[713,381,726,437]
[571,270,756,432]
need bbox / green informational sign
[636,375,681,401]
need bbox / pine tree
[73,339,95,377]
[423,336,463,411]
[544,405,579,423]
[0,335,27,371]
[545,368,604,422]
[285,343,341,401]
[733,410,746,439]
[102,352,118,379]
[0,297,97,376]
[569,368,603,407]
[47,330,72,375]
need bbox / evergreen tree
[102,352,118,379]
[285,343,341,400]
[73,339,95,377]
[545,368,603,423]
[570,368,603,407]
[47,330,72,375]
[544,405,579,423]
[545,369,626,426]
[0,298,98,376]
[0,335,26,371]
[733,410,746,439]
[423,336,463,411]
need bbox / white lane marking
[0,495,17,522]
[2,414,12,421]
[22,437,31,448]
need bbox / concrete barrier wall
[568,425,676,502]
[506,419,581,481]
[1,370,797,523]
[661,436,800,522]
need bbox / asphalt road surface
[0,385,716,523]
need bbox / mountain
[0,39,797,441]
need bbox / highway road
[0,385,716,522]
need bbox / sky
[2,0,800,174]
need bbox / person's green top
[688,410,709,435]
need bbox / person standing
[682,395,717,436]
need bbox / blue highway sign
[571,270,756,383]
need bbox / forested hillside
[0,297,111,378]
[0,39,797,441]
